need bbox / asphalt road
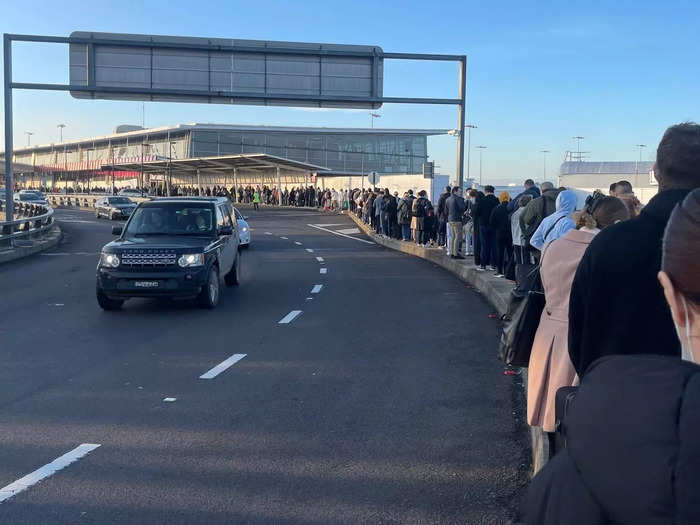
[0,206,528,524]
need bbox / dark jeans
[479,225,496,268]
[495,236,513,274]
[473,223,481,266]
[401,223,411,240]
[438,220,447,245]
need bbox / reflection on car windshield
[109,197,132,204]
[124,204,214,236]
[20,194,41,201]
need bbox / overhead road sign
[68,31,384,109]
[422,161,434,179]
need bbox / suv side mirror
[112,226,123,236]
[218,225,233,235]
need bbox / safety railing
[0,200,55,246]
[45,193,149,209]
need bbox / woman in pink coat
[527,196,629,443]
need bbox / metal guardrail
[0,200,55,246]
[45,193,150,209]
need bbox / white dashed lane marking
[311,284,323,294]
[199,354,247,379]
[0,444,101,503]
[305,248,314,253]
[294,241,302,245]
[281,236,288,240]
[320,268,328,274]
[316,257,324,263]
[278,310,302,324]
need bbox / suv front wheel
[198,265,220,309]
[97,288,124,310]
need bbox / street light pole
[25,131,34,146]
[370,113,381,128]
[57,124,66,143]
[476,145,487,186]
[540,150,550,180]
[86,148,94,193]
[465,124,477,185]
[572,136,584,161]
[635,144,647,176]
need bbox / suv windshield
[108,197,133,205]
[19,193,41,201]
[123,203,215,236]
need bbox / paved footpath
[0,207,528,524]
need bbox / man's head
[609,182,617,196]
[540,182,554,192]
[655,122,700,191]
[445,186,451,193]
[519,194,533,208]
[615,180,634,196]
[524,179,535,189]
[484,185,495,195]
[452,186,462,196]
[408,189,414,196]
[658,189,700,362]
[468,189,478,199]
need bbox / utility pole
[540,150,550,180]
[476,145,487,186]
[86,148,94,193]
[572,136,584,162]
[57,123,66,143]
[635,144,647,176]
[466,124,477,185]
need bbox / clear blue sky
[2,0,699,184]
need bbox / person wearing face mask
[525,188,700,524]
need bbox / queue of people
[520,122,700,523]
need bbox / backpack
[415,198,426,217]
[425,204,435,218]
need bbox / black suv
[96,197,241,310]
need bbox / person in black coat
[489,191,513,277]
[436,186,451,247]
[472,185,500,270]
[568,123,700,377]
[527,189,700,525]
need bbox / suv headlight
[241,226,249,232]
[178,253,204,267]
[100,252,120,268]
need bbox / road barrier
[0,200,55,247]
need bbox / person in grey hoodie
[445,186,467,258]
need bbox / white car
[118,188,146,197]
[14,192,48,206]
[234,207,250,248]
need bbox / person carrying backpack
[412,190,429,246]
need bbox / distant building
[1,123,445,190]
[559,160,658,204]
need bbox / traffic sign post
[368,171,380,186]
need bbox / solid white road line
[310,223,346,227]
[311,284,323,294]
[199,354,247,379]
[337,228,361,234]
[305,248,314,253]
[307,224,375,244]
[0,444,101,504]
[316,257,325,262]
[294,241,302,245]
[320,268,328,274]
[278,310,302,324]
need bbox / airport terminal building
[3,123,445,190]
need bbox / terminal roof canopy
[102,153,329,176]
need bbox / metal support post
[277,167,281,206]
[4,35,14,228]
[233,168,237,201]
[456,56,467,189]
[197,168,201,196]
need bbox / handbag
[497,220,561,366]
[498,288,545,367]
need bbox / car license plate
[134,280,159,288]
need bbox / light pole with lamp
[370,113,381,128]
[168,141,177,196]
[25,131,34,146]
[540,150,550,180]
[476,145,487,186]
[86,148,94,193]
[140,142,151,196]
[572,136,584,161]
[635,144,646,176]
[57,123,66,143]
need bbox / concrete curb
[346,212,549,475]
[0,224,63,265]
